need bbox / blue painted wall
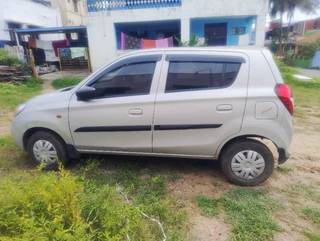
[190,16,256,46]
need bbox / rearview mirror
[76,86,98,100]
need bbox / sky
[267,8,320,25]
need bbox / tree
[269,0,320,55]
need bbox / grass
[289,58,311,69]
[196,195,220,217]
[0,77,42,111]
[52,76,83,89]
[305,232,320,241]
[197,189,280,241]
[303,207,320,225]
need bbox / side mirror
[76,86,98,100]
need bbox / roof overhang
[15,26,87,35]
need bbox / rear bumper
[278,148,290,164]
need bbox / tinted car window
[166,61,241,92]
[91,62,156,98]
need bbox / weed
[52,77,83,89]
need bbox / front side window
[91,62,156,98]
[165,61,241,92]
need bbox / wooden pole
[86,47,92,73]
[28,49,39,80]
[57,48,62,72]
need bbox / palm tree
[269,0,320,55]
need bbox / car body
[11,47,293,185]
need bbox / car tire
[26,131,68,170]
[221,139,274,186]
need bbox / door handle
[216,104,233,112]
[128,108,143,116]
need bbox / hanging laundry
[52,40,70,56]
[36,40,52,50]
[121,32,141,50]
[141,39,156,49]
[155,37,174,48]
[28,37,37,48]
[36,39,58,62]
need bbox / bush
[0,170,157,241]
[297,41,320,60]
[0,49,21,67]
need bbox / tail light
[275,84,294,115]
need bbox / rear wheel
[27,131,68,170]
[221,139,274,186]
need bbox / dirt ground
[1,79,319,240]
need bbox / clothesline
[121,32,174,50]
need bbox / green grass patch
[0,77,42,111]
[305,232,320,241]
[289,58,311,69]
[0,136,30,169]
[52,76,83,89]
[277,165,293,174]
[197,195,220,217]
[303,207,320,225]
[197,189,280,241]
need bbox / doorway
[204,23,227,46]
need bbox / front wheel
[26,131,68,170]
[221,139,274,186]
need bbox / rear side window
[91,62,156,98]
[165,61,241,92]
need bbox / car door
[69,54,163,153]
[153,51,249,157]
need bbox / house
[0,0,63,47]
[86,0,269,70]
[50,0,87,26]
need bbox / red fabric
[52,39,70,56]
[142,39,156,49]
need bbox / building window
[165,61,241,92]
[73,0,79,12]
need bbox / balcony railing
[87,0,181,12]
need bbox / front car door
[153,51,249,158]
[69,53,163,153]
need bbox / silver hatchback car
[12,47,293,186]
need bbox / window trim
[165,54,246,64]
[165,60,242,93]
[86,56,161,99]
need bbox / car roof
[119,46,265,58]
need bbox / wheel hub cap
[33,140,58,165]
[231,150,265,180]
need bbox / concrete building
[86,0,269,70]
[50,0,87,26]
[0,0,63,45]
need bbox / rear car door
[69,54,162,153]
[153,51,249,157]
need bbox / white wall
[0,0,63,42]
[87,0,269,70]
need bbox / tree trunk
[278,11,284,56]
